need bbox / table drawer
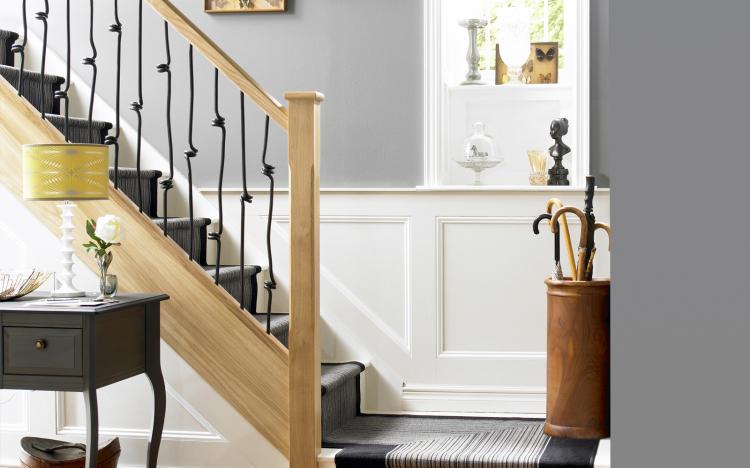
[3,327,83,377]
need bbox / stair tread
[321,362,365,396]
[252,313,289,346]
[110,167,163,179]
[0,30,19,41]
[0,63,65,85]
[203,264,262,276]
[152,217,212,227]
[47,114,112,130]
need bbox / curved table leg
[146,365,166,468]
[145,302,166,468]
[83,385,99,468]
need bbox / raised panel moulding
[273,216,413,353]
[436,217,572,358]
[54,382,223,442]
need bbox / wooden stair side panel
[0,78,291,455]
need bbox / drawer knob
[34,339,47,350]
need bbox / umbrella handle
[550,206,589,280]
[533,213,560,267]
[594,223,612,251]
[546,198,578,280]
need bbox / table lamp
[23,143,109,297]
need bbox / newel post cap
[284,91,325,103]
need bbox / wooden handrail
[145,0,289,131]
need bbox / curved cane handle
[594,223,611,251]
[550,206,589,249]
[532,213,552,235]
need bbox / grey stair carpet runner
[1,27,597,467]
[108,168,162,218]
[0,30,18,66]
[47,115,113,145]
[321,361,598,467]
[0,35,272,341]
[0,64,63,114]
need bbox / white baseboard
[401,384,547,415]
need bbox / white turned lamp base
[52,202,85,298]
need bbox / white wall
[201,186,610,415]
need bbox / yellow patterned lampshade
[22,144,109,201]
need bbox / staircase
[0,21,362,459]
[0,3,604,466]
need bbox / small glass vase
[96,251,117,299]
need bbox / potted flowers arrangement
[82,215,125,298]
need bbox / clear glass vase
[96,252,117,299]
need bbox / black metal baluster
[53,0,70,141]
[83,0,97,143]
[157,21,174,236]
[184,45,199,261]
[130,0,144,212]
[209,68,226,283]
[239,92,254,311]
[260,115,276,334]
[11,0,27,95]
[104,0,123,188]
[35,0,49,119]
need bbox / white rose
[95,215,125,244]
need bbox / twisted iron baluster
[130,0,144,212]
[104,0,123,188]
[52,0,70,141]
[11,0,27,96]
[184,45,198,261]
[157,21,174,237]
[209,68,226,283]
[260,115,276,334]
[83,0,97,143]
[35,0,49,119]
[239,93,254,311]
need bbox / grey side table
[0,293,169,468]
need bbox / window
[424,0,590,187]
[478,0,566,72]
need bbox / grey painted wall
[1,1,609,187]
[589,0,609,186]
[1,0,424,188]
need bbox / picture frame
[205,0,287,14]
[495,41,559,85]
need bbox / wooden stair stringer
[0,77,291,456]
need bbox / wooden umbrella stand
[544,277,610,439]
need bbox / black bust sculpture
[547,118,570,186]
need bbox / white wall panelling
[202,186,610,415]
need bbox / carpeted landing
[325,415,598,467]
[321,364,598,467]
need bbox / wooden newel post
[285,91,324,467]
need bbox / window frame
[423,0,590,188]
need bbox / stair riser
[110,171,160,218]
[214,268,258,314]
[50,119,110,145]
[0,66,62,114]
[154,220,210,266]
[322,376,360,438]
[0,31,17,66]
